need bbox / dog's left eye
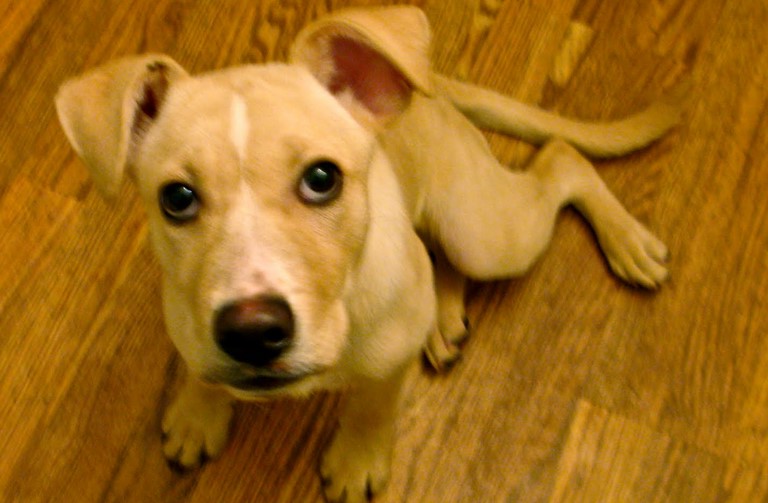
[297,161,343,205]
[159,182,200,222]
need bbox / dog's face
[55,7,433,398]
[134,66,376,396]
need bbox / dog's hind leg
[434,139,669,288]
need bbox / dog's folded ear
[55,55,188,199]
[290,6,434,127]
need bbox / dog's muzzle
[214,295,294,368]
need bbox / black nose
[214,295,294,367]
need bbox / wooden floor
[2,0,767,501]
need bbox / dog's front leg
[162,373,234,469]
[321,368,406,503]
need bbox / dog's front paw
[320,426,392,503]
[161,379,234,469]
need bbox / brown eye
[159,182,200,222]
[297,161,342,205]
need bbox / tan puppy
[55,7,677,502]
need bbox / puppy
[55,6,677,502]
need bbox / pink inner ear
[329,37,411,117]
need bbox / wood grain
[2,0,766,501]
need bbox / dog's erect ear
[290,6,434,126]
[55,55,188,198]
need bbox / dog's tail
[434,74,683,158]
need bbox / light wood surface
[2,0,767,501]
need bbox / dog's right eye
[159,182,200,222]
[297,160,343,205]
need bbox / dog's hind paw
[424,315,470,372]
[424,328,464,372]
[596,214,670,290]
[161,378,234,469]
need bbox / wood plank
[571,0,728,61]
[0,177,77,309]
[0,0,152,192]
[391,367,574,501]
[0,193,147,496]
[3,244,175,503]
[582,0,768,462]
[552,400,727,501]
[0,2,47,74]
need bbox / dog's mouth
[210,365,327,395]
[227,371,309,391]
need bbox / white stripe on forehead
[230,94,250,164]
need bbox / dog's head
[56,7,433,398]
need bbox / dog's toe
[438,307,469,345]
[646,234,670,263]
[452,316,471,345]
